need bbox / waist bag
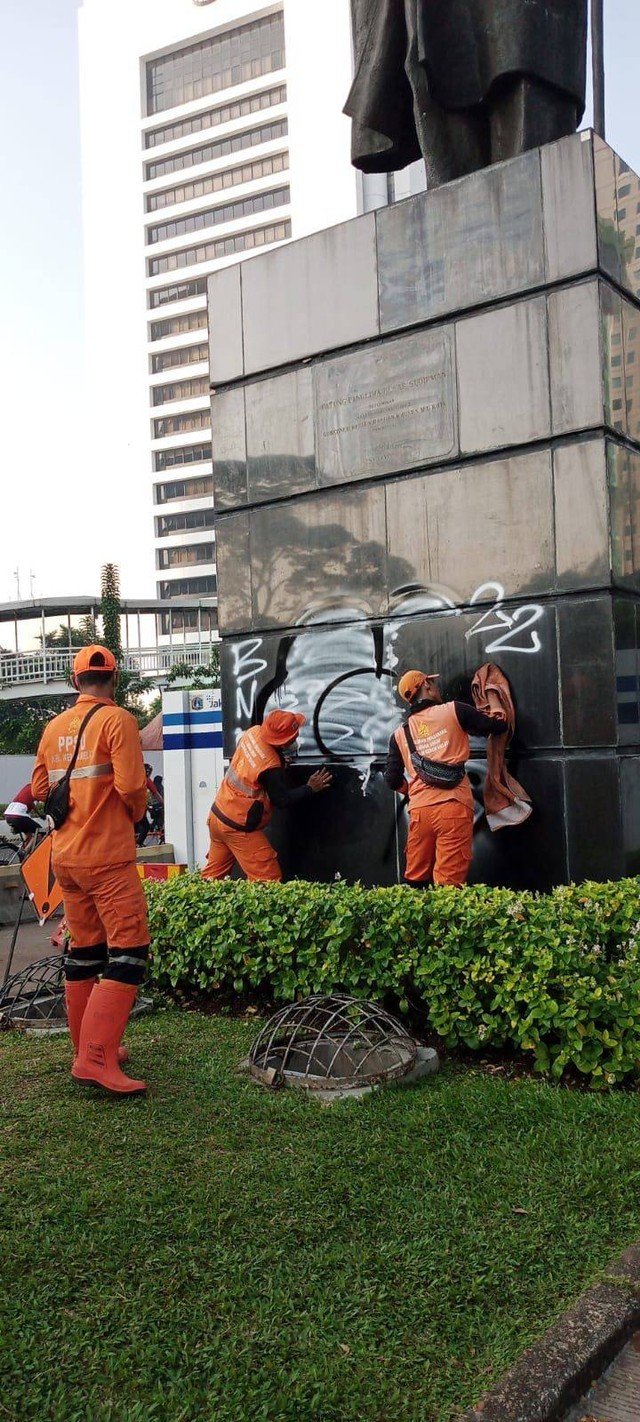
[45,704,106,829]
[404,720,466,790]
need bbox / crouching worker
[385,669,508,888]
[203,710,332,882]
[32,645,150,1097]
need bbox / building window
[159,608,217,633]
[154,443,212,472]
[150,310,208,340]
[148,277,208,310]
[157,542,215,569]
[619,184,632,198]
[156,508,215,535]
[147,218,291,276]
[145,118,288,182]
[145,83,287,149]
[151,342,209,373]
[159,576,218,598]
[156,475,214,503]
[153,409,211,438]
[146,151,289,212]
[146,14,285,116]
[152,376,210,406]
[147,185,289,245]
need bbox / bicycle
[0,815,50,865]
[0,835,23,866]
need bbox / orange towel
[471,664,532,832]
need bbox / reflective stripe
[211,803,250,833]
[109,950,149,966]
[66,954,106,968]
[225,764,261,799]
[48,763,113,785]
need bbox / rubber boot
[65,979,129,1065]
[72,980,146,1096]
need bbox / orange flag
[21,837,64,922]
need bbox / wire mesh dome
[0,955,66,1030]
[249,995,417,1092]
[0,956,154,1033]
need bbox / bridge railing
[0,644,213,687]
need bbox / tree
[100,564,123,664]
[100,562,154,722]
[40,615,98,649]
[138,648,220,728]
[163,645,220,689]
[0,697,75,755]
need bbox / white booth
[162,688,224,868]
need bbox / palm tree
[40,615,99,649]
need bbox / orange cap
[73,645,117,676]
[397,669,439,703]
[262,710,305,745]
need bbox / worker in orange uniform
[385,669,508,887]
[202,709,332,882]
[32,645,150,1097]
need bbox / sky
[1,0,639,608]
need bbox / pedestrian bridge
[0,596,217,700]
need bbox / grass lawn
[2,1011,640,1422]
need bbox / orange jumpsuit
[385,699,508,885]
[32,695,149,952]
[203,725,285,882]
[392,703,474,886]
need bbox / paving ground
[0,913,62,984]
[567,1331,640,1420]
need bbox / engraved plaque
[314,329,456,486]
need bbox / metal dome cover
[249,994,417,1092]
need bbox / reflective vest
[394,703,473,809]
[213,726,282,831]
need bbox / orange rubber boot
[65,979,129,1065]
[72,981,146,1096]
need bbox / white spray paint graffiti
[262,610,397,766]
[231,638,268,738]
[465,583,543,654]
[228,582,546,774]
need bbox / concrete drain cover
[569,1330,640,1421]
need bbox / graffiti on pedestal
[465,583,543,655]
[228,579,545,760]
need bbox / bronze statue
[344,0,588,187]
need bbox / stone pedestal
[207,132,640,889]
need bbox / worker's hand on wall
[308,768,332,794]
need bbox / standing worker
[32,646,150,1097]
[385,670,508,888]
[202,710,331,882]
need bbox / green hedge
[144,875,640,1087]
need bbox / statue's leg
[403,0,486,185]
[489,76,579,163]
